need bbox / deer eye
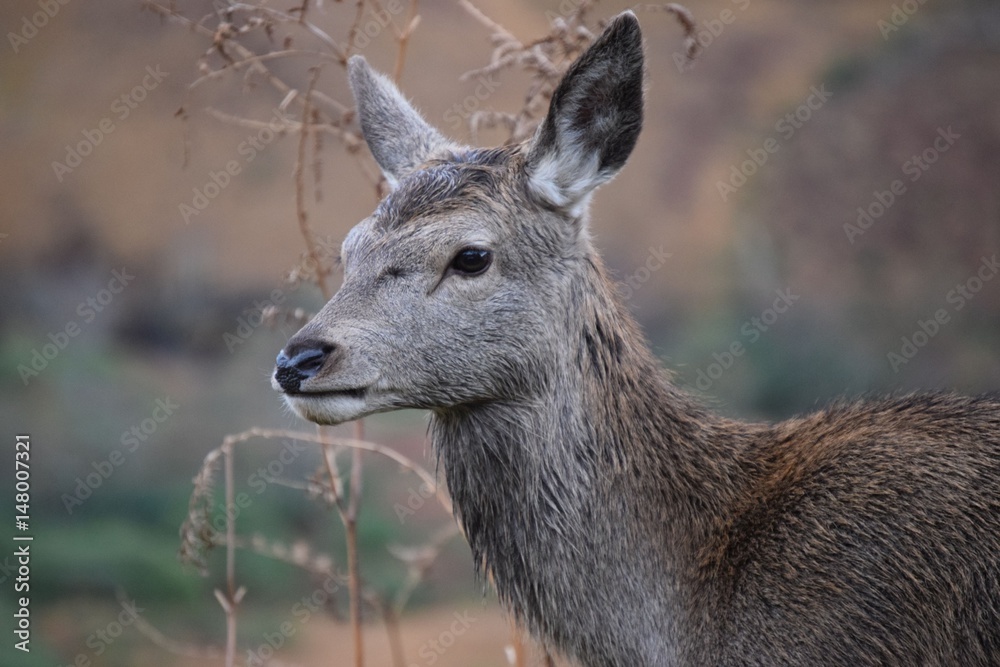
[449,247,492,276]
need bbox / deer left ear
[524,11,644,217]
[348,56,457,189]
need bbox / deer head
[273,12,644,426]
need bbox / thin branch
[346,512,365,667]
[294,67,333,301]
[393,1,421,82]
[645,3,701,67]
[219,441,245,667]
[349,421,365,518]
[381,605,407,667]
[187,48,340,90]
[346,0,368,55]
[457,0,521,47]
[130,611,227,661]
[347,419,366,667]
[229,534,345,581]
[389,523,460,613]
[228,3,348,59]
[222,427,451,514]
[144,1,346,119]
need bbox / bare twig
[228,2,348,59]
[646,3,701,68]
[347,0,369,55]
[218,427,450,513]
[130,609,227,661]
[294,67,333,301]
[346,420,366,667]
[345,494,364,667]
[393,1,421,82]
[217,440,247,667]
[457,0,521,47]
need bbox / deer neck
[431,256,749,650]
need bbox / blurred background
[2,0,999,664]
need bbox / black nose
[274,340,333,393]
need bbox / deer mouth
[285,387,368,399]
[281,385,379,426]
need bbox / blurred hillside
[2,0,999,665]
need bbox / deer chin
[282,388,376,425]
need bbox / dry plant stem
[228,2,348,59]
[131,605,306,667]
[225,426,452,513]
[144,1,357,165]
[224,532,387,615]
[457,0,520,46]
[390,523,461,611]
[645,3,701,65]
[145,2,313,110]
[218,440,240,667]
[225,442,237,600]
[347,0,368,53]
[393,0,420,83]
[346,419,365,667]
[295,67,333,302]
[129,610,226,661]
[187,49,340,92]
[346,510,364,667]
[381,605,406,667]
[317,421,366,667]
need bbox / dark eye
[450,247,492,276]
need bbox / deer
[272,11,1000,666]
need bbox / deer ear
[524,11,644,217]
[348,56,455,189]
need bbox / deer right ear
[524,11,644,218]
[348,56,455,189]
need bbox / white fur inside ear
[527,144,604,219]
